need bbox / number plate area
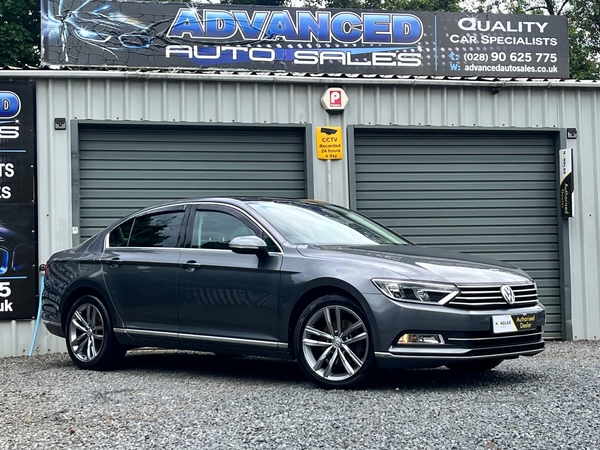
[492,314,538,334]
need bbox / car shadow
[121,350,307,385]
[372,366,542,391]
[118,350,543,391]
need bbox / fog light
[397,334,444,344]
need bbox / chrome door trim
[114,327,288,350]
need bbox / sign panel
[317,127,343,160]
[0,82,37,320]
[493,314,541,333]
[559,148,573,218]
[41,1,569,78]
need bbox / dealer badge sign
[559,148,573,218]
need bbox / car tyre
[65,295,125,370]
[445,358,503,372]
[294,295,376,389]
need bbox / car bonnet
[296,244,532,285]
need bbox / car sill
[114,328,288,350]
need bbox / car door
[102,205,187,333]
[178,204,282,341]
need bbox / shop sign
[0,82,37,320]
[41,1,569,78]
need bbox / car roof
[135,197,321,212]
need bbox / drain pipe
[28,264,45,357]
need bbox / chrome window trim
[114,327,288,350]
[104,203,189,250]
[179,247,282,258]
[104,201,284,254]
[187,201,284,254]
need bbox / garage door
[77,123,307,240]
[352,129,561,339]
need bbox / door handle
[180,260,202,272]
[102,257,123,268]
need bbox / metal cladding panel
[78,123,307,240]
[567,89,600,341]
[354,129,561,338]
[2,74,600,357]
[0,319,65,357]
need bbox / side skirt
[114,328,292,359]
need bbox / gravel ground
[1,341,599,450]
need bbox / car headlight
[372,279,459,304]
[73,28,112,43]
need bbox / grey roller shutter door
[353,129,561,339]
[78,123,306,240]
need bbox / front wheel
[294,295,376,389]
[65,295,125,370]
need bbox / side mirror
[229,236,269,258]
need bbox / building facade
[1,70,599,356]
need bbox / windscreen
[248,201,411,246]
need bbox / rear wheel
[294,295,375,389]
[446,358,503,372]
[65,295,125,370]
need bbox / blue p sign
[0,92,21,119]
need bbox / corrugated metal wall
[352,129,561,338]
[1,73,599,356]
[77,123,307,240]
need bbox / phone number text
[463,52,558,63]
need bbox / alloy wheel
[301,305,370,382]
[68,302,105,362]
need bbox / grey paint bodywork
[42,198,545,368]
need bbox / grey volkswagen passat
[42,198,545,389]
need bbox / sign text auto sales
[165,10,423,69]
[41,1,569,78]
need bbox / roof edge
[1,68,599,88]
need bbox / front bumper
[366,293,546,369]
[375,328,544,368]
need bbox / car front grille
[449,283,538,309]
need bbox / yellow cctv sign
[316,126,343,160]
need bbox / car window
[248,201,410,246]
[128,211,184,248]
[109,218,134,247]
[191,211,257,250]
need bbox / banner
[41,1,569,78]
[0,82,37,320]
[559,148,573,218]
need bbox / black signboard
[0,82,37,320]
[41,1,569,78]
[559,148,574,218]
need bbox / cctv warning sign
[316,126,343,160]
